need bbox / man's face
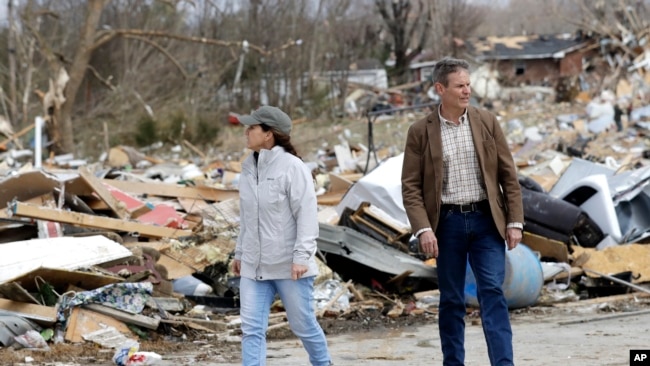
[436,69,471,110]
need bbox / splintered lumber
[9,201,192,239]
[0,298,57,325]
[82,303,160,330]
[78,166,129,219]
[6,267,123,293]
[159,315,228,332]
[102,179,239,202]
[0,123,35,150]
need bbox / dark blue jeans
[436,209,513,366]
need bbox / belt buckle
[459,203,473,213]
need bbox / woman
[232,106,332,366]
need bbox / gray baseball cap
[238,106,292,136]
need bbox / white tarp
[335,153,409,227]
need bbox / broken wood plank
[7,267,123,293]
[160,315,228,332]
[82,303,160,330]
[157,254,195,280]
[78,166,129,219]
[413,289,440,301]
[146,297,186,312]
[122,242,194,280]
[177,197,211,215]
[64,307,133,343]
[0,298,56,325]
[9,201,192,239]
[102,183,150,218]
[103,179,239,202]
[0,123,35,150]
[0,282,41,304]
[317,192,346,206]
[522,232,569,263]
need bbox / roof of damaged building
[466,32,593,61]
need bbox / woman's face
[245,124,271,152]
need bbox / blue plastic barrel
[464,243,543,309]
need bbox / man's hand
[418,230,439,258]
[292,263,308,280]
[232,259,241,276]
[506,227,522,250]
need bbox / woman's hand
[292,263,308,280]
[232,259,241,276]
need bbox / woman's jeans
[436,209,513,366]
[239,276,331,366]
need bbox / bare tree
[561,0,649,59]
[376,0,432,85]
[7,0,18,127]
[20,0,299,155]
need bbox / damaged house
[464,32,595,87]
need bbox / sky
[0,0,9,28]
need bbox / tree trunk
[7,0,18,127]
[58,0,110,154]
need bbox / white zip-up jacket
[235,145,320,280]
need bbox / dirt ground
[2,294,649,366]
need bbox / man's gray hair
[432,57,470,87]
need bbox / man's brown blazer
[401,105,524,240]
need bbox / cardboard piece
[572,244,650,283]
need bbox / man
[401,57,524,366]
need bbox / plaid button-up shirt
[439,107,487,205]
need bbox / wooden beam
[10,201,192,239]
[0,123,35,150]
[83,303,160,330]
[0,298,56,325]
[103,179,239,202]
[78,166,128,219]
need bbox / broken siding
[494,58,560,84]
[559,51,584,77]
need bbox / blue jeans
[436,209,513,366]
[239,276,331,366]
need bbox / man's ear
[435,82,444,95]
